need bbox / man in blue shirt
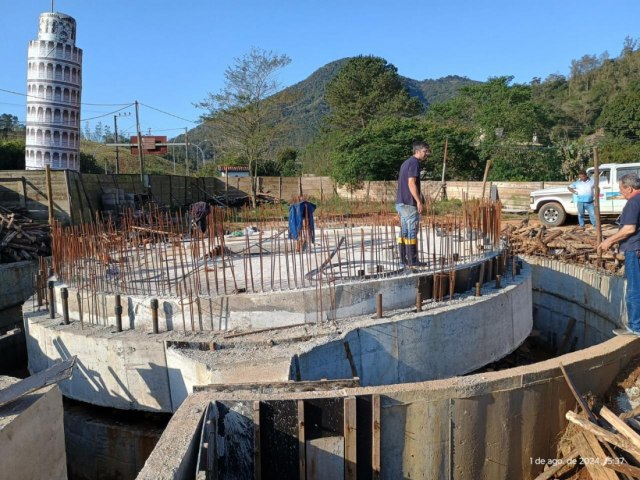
[568,170,596,228]
[598,173,640,336]
[396,141,430,267]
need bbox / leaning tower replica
[25,12,82,170]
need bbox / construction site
[2,170,640,480]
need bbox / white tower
[25,12,82,170]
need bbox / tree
[0,140,25,169]
[277,147,301,176]
[329,117,482,186]
[195,47,295,206]
[597,81,640,139]
[0,114,22,139]
[324,56,422,132]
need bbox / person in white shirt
[568,170,596,227]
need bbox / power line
[138,102,199,124]
[81,104,134,122]
[0,87,131,106]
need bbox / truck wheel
[538,202,566,227]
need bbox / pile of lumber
[0,206,50,263]
[504,220,622,270]
[537,366,640,480]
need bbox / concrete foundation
[24,258,530,412]
[0,376,67,480]
[0,261,35,314]
[139,257,640,480]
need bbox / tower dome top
[37,12,77,45]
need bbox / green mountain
[185,58,479,151]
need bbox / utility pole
[594,147,602,258]
[134,101,145,184]
[113,115,120,174]
[441,137,448,201]
[184,127,189,176]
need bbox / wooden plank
[193,378,360,394]
[566,410,640,460]
[600,405,640,451]
[605,461,640,478]
[253,400,261,480]
[581,430,620,480]
[298,399,306,480]
[372,394,381,479]
[532,449,579,480]
[561,363,639,479]
[306,437,344,480]
[0,356,76,408]
[571,431,618,480]
[344,396,357,480]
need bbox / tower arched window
[54,87,62,101]
[46,64,53,79]
[45,152,51,166]
[64,66,70,82]
[39,41,46,56]
[71,68,76,83]
[55,64,62,81]
[62,132,68,147]
[70,111,76,126]
[45,108,52,123]
[54,109,61,124]
[38,63,45,79]
[56,44,63,58]
[63,110,69,126]
[37,107,44,122]
[36,130,43,144]
[46,86,52,100]
[63,88,70,102]
[65,45,71,59]
[36,151,43,167]
[53,131,60,146]
[38,85,45,98]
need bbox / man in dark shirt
[396,141,431,267]
[598,173,640,335]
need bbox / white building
[25,12,82,170]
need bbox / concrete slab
[0,376,67,480]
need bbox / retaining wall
[0,169,566,226]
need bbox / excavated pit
[139,256,639,480]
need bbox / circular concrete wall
[24,255,529,412]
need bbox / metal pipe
[61,287,69,325]
[151,298,159,334]
[48,280,55,319]
[115,294,123,332]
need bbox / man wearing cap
[396,141,430,268]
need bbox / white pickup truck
[529,163,640,226]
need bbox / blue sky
[1,0,639,138]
